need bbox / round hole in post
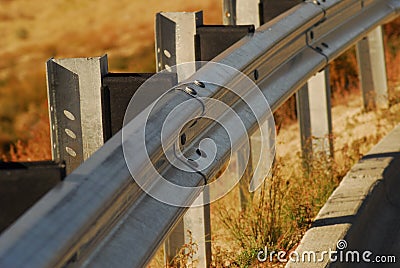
[65,128,77,139]
[164,64,172,72]
[66,147,77,157]
[63,110,76,121]
[163,49,172,58]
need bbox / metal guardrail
[0,0,399,267]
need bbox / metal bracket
[195,25,255,61]
[102,72,177,138]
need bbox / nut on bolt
[194,80,205,88]
[184,86,197,96]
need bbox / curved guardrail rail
[0,0,399,267]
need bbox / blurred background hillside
[0,0,221,159]
[0,0,399,160]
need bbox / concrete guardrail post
[356,26,389,111]
[46,56,108,174]
[155,11,212,268]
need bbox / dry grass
[206,26,400,266]
[147,85,400,268]
[210,94,400,267]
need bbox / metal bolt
[194,80,205,88]
[184,86,197,96]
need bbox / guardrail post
[223,0,265,26]
[222,0,260,209]
[224,0,333,185]
[224,0,333,170]
[156,12,211,267]
[46,56,108,174]
[244,0,333,168]
[222,0,236,25]
[296,85,312,164]
[356,26,389,110]
[296,70,333,167]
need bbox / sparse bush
[4,111,51,161]
[16,27,29,40]
[169,230,199,268]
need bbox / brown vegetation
[0,0,222,159]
